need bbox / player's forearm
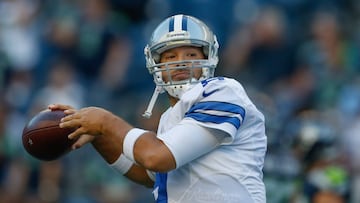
[91,111,176,172]
[108,152,155,188]
[92,114,132,164]
[124,165,154,188]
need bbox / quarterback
[49,14,267,203]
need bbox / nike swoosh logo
[202,89,219,97]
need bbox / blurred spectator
[30,57,85,113]
[35,0,80,88]
[341,98,360,203]
[296,9,360,110]
[87,36,133,111]
[75,0,121,84]
[289,110,349,203]
[0,0,41,71]
[4,70,34,113]
[220,5,297,90]
[0,97,8,185]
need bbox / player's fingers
[60,112,82,123]
[60,117,73,126]
[61,114,72,122]
[64,109,76,115]
[71,134,95,150]
[67,126,87,140]
[48,104,74,111]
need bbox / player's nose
[175,56,189,67]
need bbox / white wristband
[123,128,147,162]
[110,154,133,175]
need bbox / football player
[49,14,267,203]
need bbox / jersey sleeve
[183,77,247,143]
[157,122,223,168]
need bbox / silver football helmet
[143,14,219,118]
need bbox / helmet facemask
[150,58,216,98]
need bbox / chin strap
[142,86,163,119]
[164,78,199,99]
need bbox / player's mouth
[172,71,191,81]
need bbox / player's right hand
[48,104,96,150]
[48,104,76,115]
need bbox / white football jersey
[153,77,267,203]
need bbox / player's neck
[168,95,179,106]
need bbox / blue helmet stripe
[168,16,174,32]
[182,15,188,31]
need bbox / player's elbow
[133,133,177,172]
[140,149,176,172]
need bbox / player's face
[159,46,204,82]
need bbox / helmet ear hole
[202,47,209,58]
[153,53,160,63]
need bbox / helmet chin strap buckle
[164,78,198,99]
[143,86,163,118]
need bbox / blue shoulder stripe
[185,101,245,129]
[187,101,245,119]
[186,112,241,129]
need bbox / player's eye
[163,54,176,60]
[187,52,197,57]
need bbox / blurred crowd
[1,0,360,202]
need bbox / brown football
[22,110,76,161]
